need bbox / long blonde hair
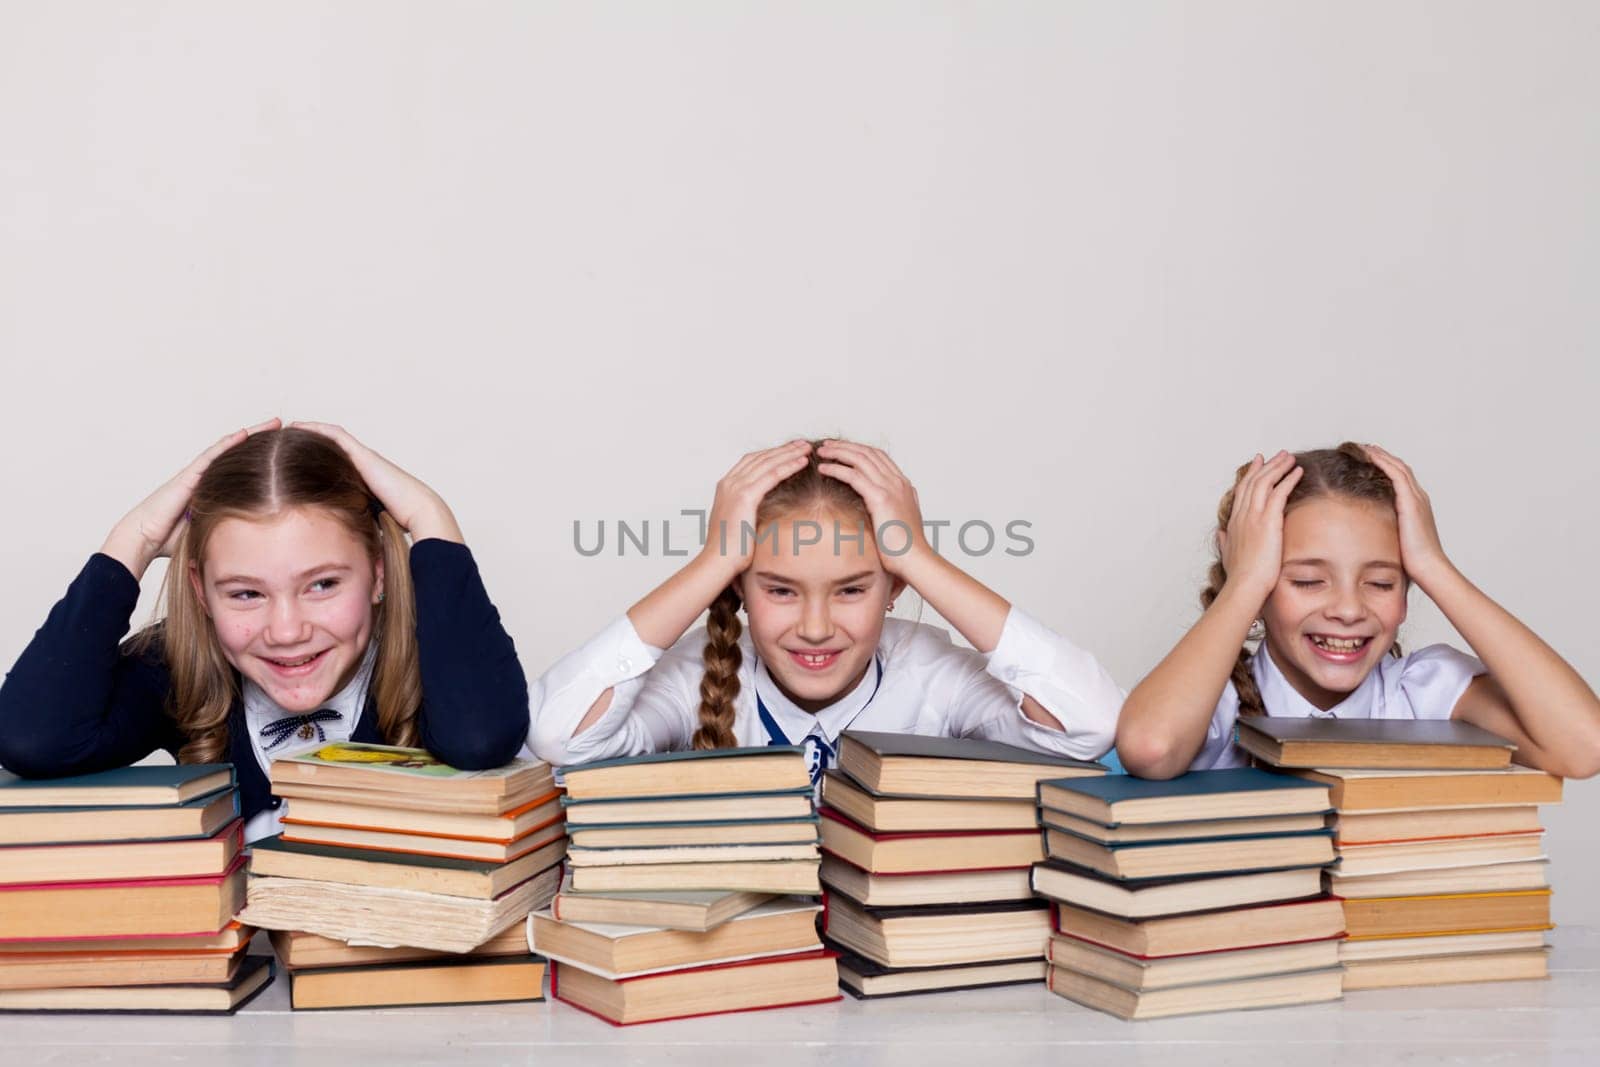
[693,444,873,749]
[134,429,422,763]
[1202,442,1403,717]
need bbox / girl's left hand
[815,440,929,576]
[291,422,464,543]
[1365,444,1453,586]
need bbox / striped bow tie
[259,709,343,751]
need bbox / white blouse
[1191,641,1488,770]
[240,643,375,842]
[526,607,1124,770]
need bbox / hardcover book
[560,747,811,801]
[0,765,235,809]
[0,955,274,1015]
[0,788,240,847]
[550,949,840,1025]
[838,732,1104,799]
[287,954,547,1010]
[1236,717,1515,770]
[1037,768,1331,826]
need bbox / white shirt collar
[1253,641,1383,720]
[243,641,375,763]
[753,653,883,744]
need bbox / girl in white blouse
[527,439,1123,782]
[1115,443,1600,779]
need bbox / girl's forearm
[1419,564,1600,763]
[626,551,738,650]
[1117,584,1263,778]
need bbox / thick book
[1332,805,1542,845]
[822,893,1050,969]
[239,860,563,954]
[1042,809,1329,846]
[1333,832,1545,877]
[819,770,1040,832]
[819,808,1043,874]
[279,789,564,844]
[1339,928,1549,963]
[819,854,1034,908]
[0,857,246,941]
[548,871,774,932]
[0,765,235,809]
[269,924,531,970]
[1048,933,1342,991]
[1342,946,1549,991]
[1284,766,1562,811]
[1030,860,1324,919]
[568,818,819,849]
[0,945,248,991]
[832,946,1045,999]
[269,743,554,815]
[287,954,547,1010]
[0,788,240,847]
[1042,826,1335,881]
[0,922,252,956]
[837,731,1104,800]
[1051,897,1346,959]
[247,834,567,900]
[567,859,820,895]
[0,819,243,886]
[566,843,819,867]
[0,955,274,1015]
[1340,889,1553,939]
[529,898,822,979]
[1236,717,1515,770]
[560,747,811,802]
[1326,859,1550,899]
[550,950,840,1025]
[1037,768,1331,826]
[562,790,815,827]
[281,819,567,865]
[1048,962,1342,1020]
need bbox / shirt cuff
[582,615,665,688]
[984,605,1058,690]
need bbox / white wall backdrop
[3,2,1597,919]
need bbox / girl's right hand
[1217,450,1303,607]
[697,440,813,581]
[100,419,281,578]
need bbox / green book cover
[0,764,236,808]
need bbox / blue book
[1036,767,1331,827]
[0,787,240,846]
[0,764,236,809]
[561,746,812,801]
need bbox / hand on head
[289,422,461,543]
[1363,444,1452,586]
[700,439,814,580]
[1217,450,1303,607]
[814,440,928,577]
[101,418,281,577]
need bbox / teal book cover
[0,764,236,808]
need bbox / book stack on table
[237,742,563,1010]
[0,764,273,1015]
[531,746,835,1025]
[1032,768,1345,1020]
[818,732,1105,998]
[1237,718,1563,991]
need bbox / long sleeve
[526,614,705,766]
[945,606,1124,762]
[0,554,179,777]
[410,539,531,769]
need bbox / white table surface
[4,926,1598,1066]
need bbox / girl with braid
[1115,444,1600,780]
[0,422,530,840]
[528,439,1123,783]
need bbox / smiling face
[191,506,383,712]
[1259,495,1408,710]
[736,510,903,714]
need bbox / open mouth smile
[1305,634,1371,664]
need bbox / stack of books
[818,732,1104,998]
[1033,767,1345,1020]
[0,765,273,1015]
[237,742,563,1009]
[532,746,835,1024]
[1238,718,1563,991]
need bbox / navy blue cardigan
[0,539,529,824]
